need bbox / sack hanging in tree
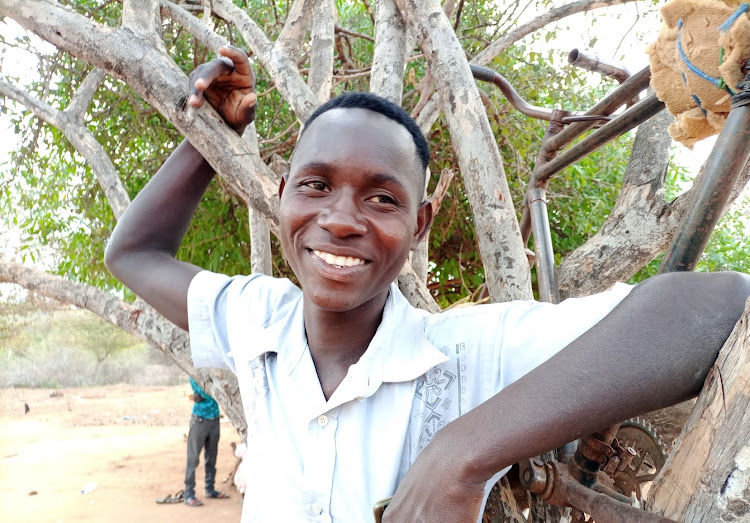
[647,0,750,147]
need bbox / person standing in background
[184,377,229,507]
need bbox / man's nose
[317,196,367,237]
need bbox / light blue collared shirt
[188,271,631,522]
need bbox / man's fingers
[198,56,235,87]
[218,45,254,82]
[239,93,257,112]
[239,93,258,126]
[188,64,207,107]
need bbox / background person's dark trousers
[184,414,220,499]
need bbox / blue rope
[676,19,735,95]
[718,3,749,32]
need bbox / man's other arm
[385,271,750,522]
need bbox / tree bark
[397,0,533,303]
[276,0,313,63]
[415,0,639,136]
[308,0,335,103]
[558,110,750,298]
[371,0,407,104]
[647,298,750,522]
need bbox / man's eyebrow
[295,161,333,173]
[369,172,407,189]
[295,162,408,189]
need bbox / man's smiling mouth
[312,249,367,268]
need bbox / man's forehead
[292,108,418,168]
[300,107,409,143]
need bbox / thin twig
[335,24,374,42]
[360,0,376,25]
[612,1,640,60]
[453,0,466,31]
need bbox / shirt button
[309,503,323,515]
[317,415,328,427]
[356,396,365,403]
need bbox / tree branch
[0,257,246,434]
[122,0,167,53]
[370,0,407,104]
[242,122,274,275]
[276,0,313,63]
[1,0,282,232]
[66,68,107,123]
[210,0,318,120]
[397,0,533,302]
[308,0,335,103]
[416,0,640,135]
[0,78,131,219]
[472,0,638,67]
[558,110,750,298]
[161,0,228,51]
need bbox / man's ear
[278,175,287,199]
[412,199,434,249]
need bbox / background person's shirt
[188,272,632,523]
[190,377,220,419]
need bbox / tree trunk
[647,298,750,522]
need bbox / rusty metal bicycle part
[544,65,651,152]
[612,418,668,500]
[660,63,750,273]
[519,73,658,252]
[568,49,631,85]
[533,93,665,185]
[470,64,560,121]
[519,458,677,523]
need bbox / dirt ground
[0,384,243,522]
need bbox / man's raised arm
[385,271,750,522]
[104,46,256,330]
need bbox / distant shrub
[0,308,184,387]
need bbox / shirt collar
[253,282,448,385]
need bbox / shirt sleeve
[497,282,634,389]
[187,270,302,373]
[187,271,243,372]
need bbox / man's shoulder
[190,271,301,309]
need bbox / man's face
[279,107,431,313]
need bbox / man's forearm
[444,272,750,485]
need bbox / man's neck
[303,291,388,400]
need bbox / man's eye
[304,181,328,191]
[367,195,397,205]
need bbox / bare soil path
[0,384,243,522]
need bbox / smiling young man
[105,47,750,522]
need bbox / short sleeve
[498,283,633,388]
[187,270,301,373]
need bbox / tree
[0,0,748,520]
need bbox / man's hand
[383,428,487,523]
[189,394,204,403]
[188,46,257,134]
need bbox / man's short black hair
[301,92,431,173]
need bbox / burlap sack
[647,0,750,147]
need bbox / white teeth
[313,250,365,268]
